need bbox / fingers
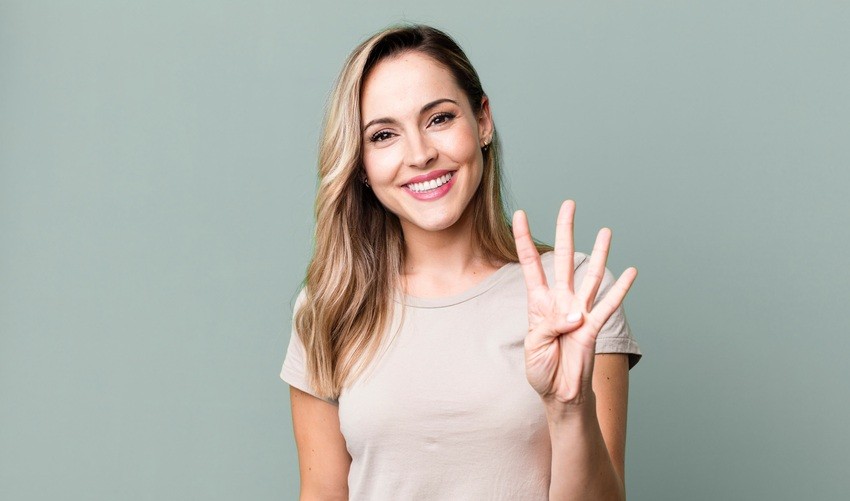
[577,227,611,312]
[553,200,576,297]
[512,209,548,292]
[586,267,638,332]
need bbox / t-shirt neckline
[391,253,557,308]
[393,260,516,308]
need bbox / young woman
[280,24,642,500]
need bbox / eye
[429,112,456,127]
[369,130,395,143]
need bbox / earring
[360,171,370,188]
[481,137,491,151]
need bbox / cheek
[362,149,397,184]
[438,123,480,160]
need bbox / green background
[2,1,848,499]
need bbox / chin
[402,210,464,233]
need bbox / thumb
[554,310,584,334]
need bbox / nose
[403,130,437,169]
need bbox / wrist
[542,389,597,423]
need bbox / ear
[477,95,494,146]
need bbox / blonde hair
[295,23,552,400]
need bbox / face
[360,51,493,236]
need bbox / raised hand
[512,200,637,408]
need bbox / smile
[405,172,454,193]
[402,171,456,201]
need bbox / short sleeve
[574,253,643,369]
[280,288,339,405]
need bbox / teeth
[407,172,453,193]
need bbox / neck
[400,205,485,278]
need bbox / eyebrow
[362,98,458,133]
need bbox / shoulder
[292,287,309,313]
[287,287,310,346]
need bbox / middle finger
[553,200,576,297]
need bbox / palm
[512,200,637,405]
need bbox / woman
[280,23,642,500]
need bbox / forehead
[360,51,464,121]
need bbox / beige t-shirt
[280,250,642,500]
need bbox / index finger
[512,209,548,293]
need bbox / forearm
[545,393,625,501]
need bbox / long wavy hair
[294,23,552,400]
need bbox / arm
[289,386,351,501]
[546,353,629,501]
[593,354,629,484]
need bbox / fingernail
[567,312,582,323]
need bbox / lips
[402,169,456,187]
[402,171,457,200]
[406,171,454,192]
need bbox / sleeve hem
[595,338,643,370]
[280,367,339,406]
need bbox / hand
[512,200,637,408]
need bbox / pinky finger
[586,267,638,332]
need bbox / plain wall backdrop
[2,1,849,499]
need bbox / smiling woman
[360,51,489,236]
[280,23,642,500]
